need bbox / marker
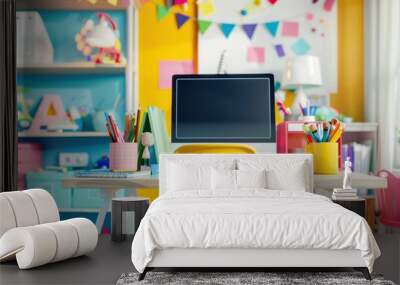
[309,124,321,142]
[329,124,344,142]
[303,124,313,143]
[299,103,305,116]
[322,121,330,142]
[328,118,340,141]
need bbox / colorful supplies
[303,119,343,174]
[299,103,318,116]
[105,109,141,143]
[303,119,344,143]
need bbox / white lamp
[281,55,322,115]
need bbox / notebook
[75,169,151,178]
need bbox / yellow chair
[174,144,257,154]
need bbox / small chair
[377,170,400,228]
[0,189,98,269]
[174,144,257,154]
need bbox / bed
[131,154,380,281]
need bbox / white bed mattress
[131,190,380,273]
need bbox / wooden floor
[1,234,399,285]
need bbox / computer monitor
[171,74,276,153]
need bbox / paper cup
[109,143,137,172]
[305,142,339,174]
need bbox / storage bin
[18,143,43,189]
[305,142,339,174]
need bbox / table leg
[96,188,118,234]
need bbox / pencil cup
[305,142,338,174]
[109,143,138,172]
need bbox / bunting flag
[156,5,169,21]
[264,21,279,37]
[242,24,257,40]
[175,13,190,29]
[198,20,212,34]
[219,23,235,38]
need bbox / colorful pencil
[134,108,141,143]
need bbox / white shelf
[17,62,127,75]
[344,122,378,132]
[287,122,378,133]
[17,0,128,10]
[18,131,109,138]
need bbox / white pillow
[167,162,212,191]
[236,169,267,189]
[212,168,237,190]
[237,159,308,191]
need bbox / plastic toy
[17,89,32,131]
[96,155,110,169]
[141,132,154,168]
[75,13,125,64]
[29,95,71,132]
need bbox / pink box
[109,143,138,172]
[18,143,43,189]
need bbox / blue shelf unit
[18,9,131,215]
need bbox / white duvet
[131,190,380,273]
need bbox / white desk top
[62,172,387,190]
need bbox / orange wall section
[331,0,364,121]
[138,0,197,133]
[138,0,365,127]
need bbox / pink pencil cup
[109,143,138,172]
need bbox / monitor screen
[172,74,275,143]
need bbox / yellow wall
[138,0,365,127]
[331,0,364,121]
[138,0,197,133]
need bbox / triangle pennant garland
[198,20,212,34]
[156,5,169,21]
[175,13,190,29]
[242,24,257,40]
[219,23,235,38]
[264,21,279,37]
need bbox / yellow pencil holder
[305,142,338,174]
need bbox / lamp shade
[281,56,322,89]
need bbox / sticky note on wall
[281,21,299,37]
[247,47,265,63]
[291,38,311,55]
[159,60,194,89]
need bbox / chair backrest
[160,154,313,195]
[174,144,257,154]
[377,170,400,228]
[0,189,59,237]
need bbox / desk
[62,176,158,233]
[62,173,387,233]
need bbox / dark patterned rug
[116,271,396,285]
